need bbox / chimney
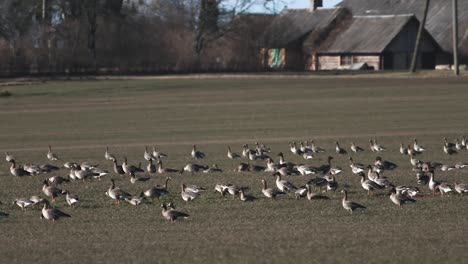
[310,0,323,11]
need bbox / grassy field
[0,74,467,263]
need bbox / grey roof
[261,8,345,48]
[318,14,418,54]
[338,0,468,53]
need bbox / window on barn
[340,55,353,66]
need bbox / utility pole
[410,0,430,73]
[453,0,459,76]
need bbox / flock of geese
[2,137,468,223]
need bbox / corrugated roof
[338,0,468,53]
[261,8,345,48]
[318,15,416,53]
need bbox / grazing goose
[147,159,156,174]
[161,203,189,223]
[144,146,155,161]
[30,196,45,206]
[5,152,14,162]
[129,172,151,184]
[307,177,329,190]
[454,182,468,195]
[113,159,125,175]
[350,142,364,153]
[181,184,200,202]
[295,186,308,199]
[227,146,240,159]
[389,188,416,208]
[144,177,170,200]
[157,160,179,174]
[360,175,384,196]
[341,190,366,213]
[261,179,285,200]
[310,140,325,153]
[104,146,116,161]
[413,138,426,152]
[42,180,65,202]
[41,200,71,222]
[306,184,329,200]
[13,198,34,210]
[152,146,168,160]
[214,184,228,196]
[106,179,132,204]
[181,163,208,174]
[335,142,347,155]
[125,192,145,206]
[191,145,205,159]
[234,162,249,172]
[454,162,468,169]
[9,160,31,177]
[440,164,455,171]
[122,157,144,175]
[395,186,420,198]
[48,176,70,186]
[63,190,79,207]
[274,167,294,177]
[239,189,256,202]
[47,145,59,161]
[374,156,397,171]
[275,174,297,192]
[437,183,453,196]
[203,164,223,173]
[295,164,318,175]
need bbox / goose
[374,156,397,170]
[373,175,394,188]
[335,141,347,155]
[443,142,457,155]
[341,190,366,213]
[227,146,240,159]
[277,152,295,169]
[295,186,308,199]
[42,180,65,202]
[300,142,313,154]
[416,170,429,185]
[224,184,247,198]
[462,136,467,148]
[409,154,420,167]
[125,192,145,206]
[255,142,271,155]
[70,167,96,181]
[265,157,280,172]
[399,143,408,155]
[305,184,329,200]
[203,164,223,173]
[113,159,125,175]
[30,196,45,206]
[104,146,116,161]
[5,151,14,162]
[275,174,297,192]
[157,160,179,174]
[360,175,383,195]
[129,172,151,184]
[261,179,285,200]
[147,159,156,174]
[444,137,455,148]
[370,139,385,152]
[47,145,59,161]
[440,164,455,171]
[39,163,60,173]
[144,177,170,199]
[248,150,269,161]
[295,164,318,175]
[63,190,79,207]
[181,184,200,202]
[307,177,329,190]
[239,189,256,202]
[302,152,314,160]
[454,182,468,195]
[413,138,426,152]
[181,163,208,174]
[395,186,420,198]
[191,145,205,159]
[161,203,189,223]
[9,160,31,177]
[64,162,79,169]
[105,179,131,204]
[22,163,47,175]
[242,144,255,158]
[144,146,155,161]
[326,175,338,192]
[290,142,301,155]
[366,165,380,182]
[428,171,446,196]
[455,139,463,150]
[80,161,99,171]
[437,183,453,196]
[41,200,71,222]
[48,176,70,186]
[389,188,416,208]
[13,198,34,210]
[248,163,266,172]
[274,167,293,177]
[234,162,249,172]
[122,157,144,175]
[152,146,168,160]
[349,157,365,175]
[350,142,364,153]
[214,184,228,196]
[310,140,325,153]
[454,162,468,169]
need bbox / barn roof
[260,7,346,48]
[337,0,468,53]
[318,14,421,54]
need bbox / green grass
[0,74,467,263]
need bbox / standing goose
[310,140,325,153]
[335,141,347,155]
[349,157,365,175]
[41,200,71,222]
[152,146,168,160]
[413,138,426,152]
[63,190,80,207]
[106,179,132,204]
[275,174,297,192]
[319,156,342,175]
[191,145,205,159]
[341,190,366,213]
[181,184,200,202]
[360,175,384,196]
[161,203,189,223]
[454,182,468,195]
[443,142,457,155]
[400,143,408,155]
[122,157,144,175]
[305,184,329,200]
[47,145,59,161]
[125,192,145,206]
[370,139,386,152]
[147,159,156,174]
[113,159,126,176]
[144,146,154,161]
[227,146,240,159]
[104,146,116,161]
[261,179,285,200]
[5,152,14,162]
[9,160,31,177]
[389,188,416,208]
[42,180,65,202]
[428,171,450,196]
[350,142,364,153]
[157,160,179,174]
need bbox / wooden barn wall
[317,55,380,70]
